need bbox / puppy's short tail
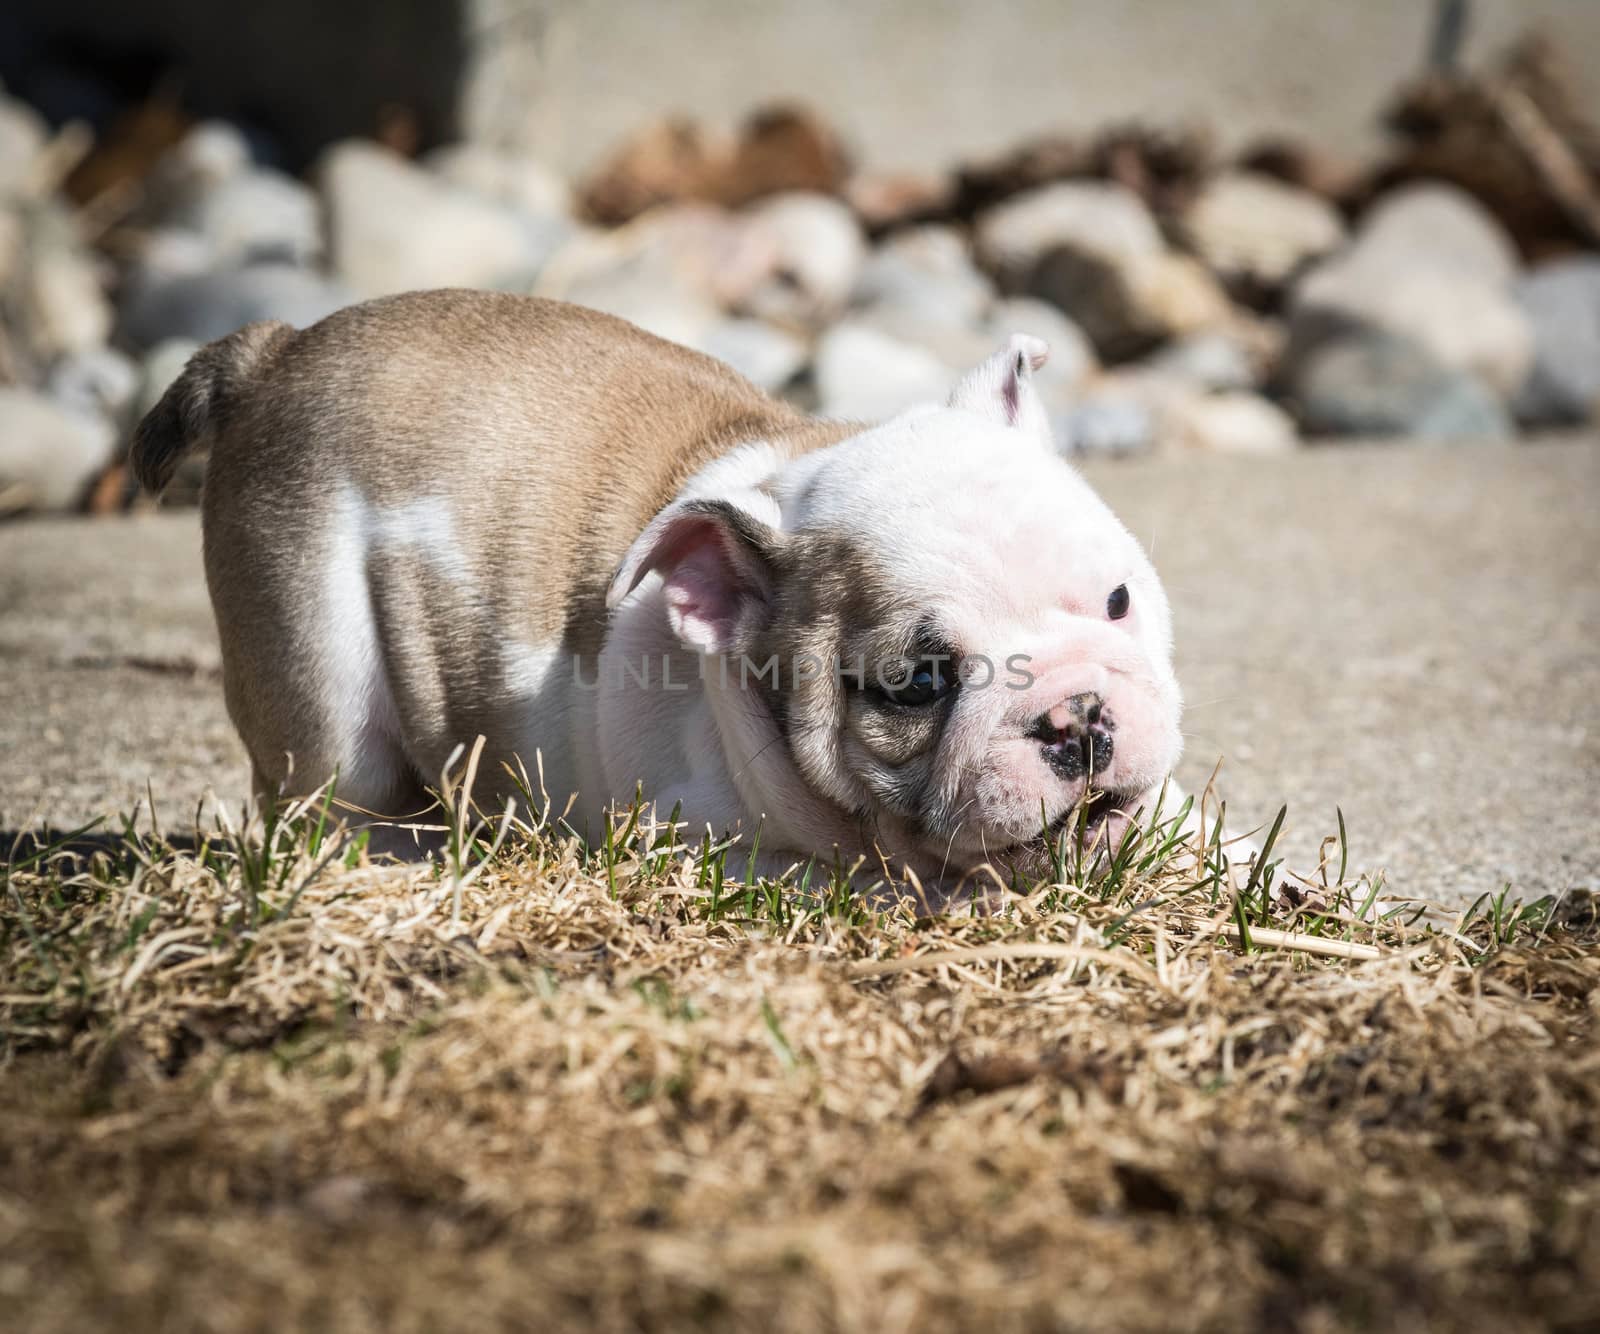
[130,320,295,494]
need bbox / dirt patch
[2,796,1597,1333]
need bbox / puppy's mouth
[996,785,1144,859]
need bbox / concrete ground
[2,439,1595,906]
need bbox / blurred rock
[1124,252,1233,343]
[424,143,573,220]
[134,338,202,423]
[814,321,954,420]
[1066,368,1208,457]
[125,228,219,289]
[1289,184,1532,397]
[161,166,323,265]
[956,134,1087,217]
[580,118,722,226]
[581,104,848,226]
[714,105,850,209]
[0,93,48,196]
[1234,137,1366,203]
[22,222,113,361]
[536,204,775,345]
[976,181,1226,358]
[1291,271,1531,401]
[0,205,21,287]
[1355,183,1521,287]
[319,139,563,298]
[1164,391,1298,454]
[1509,257,1600,427]
[118,263,353,350]
[975,181,1163,288]
[738,192,865,328]
[0,387,116,512]
[1090,122,1213,216]
[845,230,1029,387]
[845,170,955,233]
[144,120,251,199]
[63,99,190,206]
[1287,331,1513,440]
[45,346,139,427]
[1061,393,1158,457]
[1182,171,1345,297]
[1028,246,1231,360]
[537,249,718,349]
[1377,36,1600,258]
[852,225,994,333]
[695,318,808,392]
[1143,331,1260,393]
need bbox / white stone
[0,206,22,288]
[1122,251,1234,339]
[170,168,324,264]
[1289,183,1533,398]
[739,192,866,326]
[852,225,994,331]
[0,94,48,195]
[424,142,573,219]
[46,346,139,426]
[1183,171,1345,289]
[1513,257,1600,426]
[151,120,252,194]
[1144,331,1260,393]
[1356,183,1520,287]
[118,263,353,350]
[318,139,555,298]
[1293,261,1532,397]
[25,246,112,359]
[814,321,955,421]
[1162,392,1299,454]
[694,318,808,392]
[0,388,116,512]
[534,223,724,348]
[975,181,1163,285]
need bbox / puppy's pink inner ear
[661,526,750,653]
[1002,354,1024,425]
[608,499,780,654]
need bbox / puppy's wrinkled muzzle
[1027,691,1115,782]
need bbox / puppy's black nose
[1027,692,1114,781]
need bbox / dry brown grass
[2,788,1597,1334]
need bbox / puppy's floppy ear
[606,499,785,654]
[948,333,1054,449]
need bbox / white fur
[316,487,406,805]
[366,494,475,585]
[500,637,584,819]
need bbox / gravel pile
[1,34,1596,513]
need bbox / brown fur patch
[177,291,857,806]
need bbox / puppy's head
[609,336,1181,875]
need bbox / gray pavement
[2,439,1596,905]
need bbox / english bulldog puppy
[132,290,1222,898]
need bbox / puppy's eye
[878,658,958,708]
[1106,584,1131,620]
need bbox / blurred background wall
[4,0,1598,172]
[464,0,1600,173]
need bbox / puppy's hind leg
[214,528,436,859]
